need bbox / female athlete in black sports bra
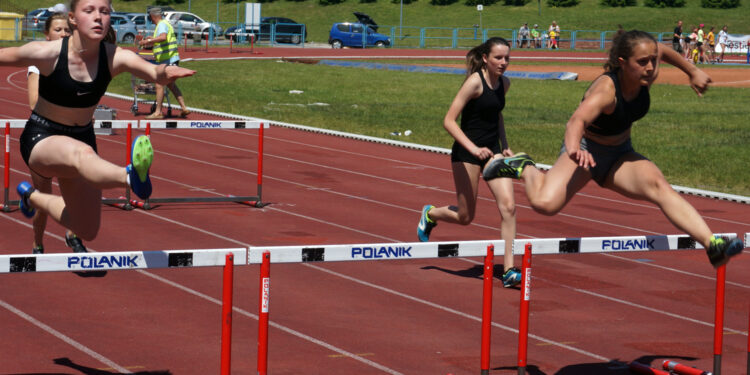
[0,0,194,242]
[417,37,524,288]
[482,30,743,268]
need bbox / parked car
[163,11,223,37]
[225,17,307,44]
[328,22,390,48]
[128,13,155,35]
[110,13,138,44]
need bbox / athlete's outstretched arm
[657,43,711,96]
[111,46,195,85]
[0,41,56,68]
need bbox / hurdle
[247,233,738,373]
[2,120,137,211]
[229,33,258,54]
[663,360,711,375]
[1,119,268,211]
[0,248,242,373]
[130,119,268,209]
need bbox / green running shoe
[706,236,744,267]
[482,153,535,180]
[128,135,153,199]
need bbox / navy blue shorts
[559,137,639,186]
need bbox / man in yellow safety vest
[140,7,190,119]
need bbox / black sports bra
[38,37,112,108]
[585,71,650,137]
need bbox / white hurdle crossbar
[0,248,246,273]
[246,233,742,264]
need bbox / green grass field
[18,0,750,45]
[105,59,750,196]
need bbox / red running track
[0,48,749,374]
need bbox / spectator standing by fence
[706,26,716,63]
[717,25,728,63]
[697,24,706,63]
[518,23,530,48]
[672,20,683,54]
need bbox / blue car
[328,22,390,48]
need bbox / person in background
[139,7,190,119]
[548,21,560,48]
[518,23,530,48]
[481,30,744,269]
[672,20,683,54]
[717,25,728,63]
[531,24,541,48]
[706,26,716,63]
[418,37,524,288]
[696,24,706,63]
[25,10,88,254]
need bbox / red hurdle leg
[480,244,494,375]
[257,251,271,375]
[220,254,234,375]
[713,264,726,375]
[517,243,532,375]
[3,122,9,211]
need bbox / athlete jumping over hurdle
[0,0,194,242]
[481,30,743,267]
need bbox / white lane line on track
[0,299,134,374]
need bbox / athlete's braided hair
[465,37,510,79]
[604,29,656,72]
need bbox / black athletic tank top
[38,37,112,108]
[460,72,505,146]
[586,71,650,137]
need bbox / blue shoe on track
[501,267,522,288]
[706,236,744,268]
[16,181,36,218]
[417,205,437,242]
[128,135,153,200]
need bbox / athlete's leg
[486,176,516,271]
[30,170,51,250]
[604,153,713,247]
[520,153,592,215]
[428,162,481,225]
[28,176,102,241]
[28,136,127,190]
